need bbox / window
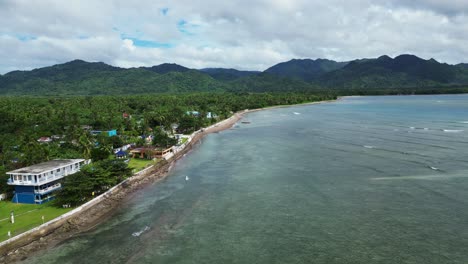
[57,168,60,172]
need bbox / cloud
[1,0,468,73]
[389,0,468,16]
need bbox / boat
[241,121,251,124]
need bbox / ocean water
[25,95,468,264]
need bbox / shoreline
[0,98,336,263]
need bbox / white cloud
[1,0,468,73]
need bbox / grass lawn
[179,137,189,145]
[128,158,155,173]
[0,201,73,242]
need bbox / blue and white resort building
[7,159,91,204]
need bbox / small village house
[37,137,52,143]
[90,129,117,137]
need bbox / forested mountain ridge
[316,55,468,89]
[200,68,260,81]
[264,58,348,81]
[141,63,190,74]
[1,54,468,95]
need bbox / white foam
[409,127,415,130]
[442,129,464,133]
[132,226,150,237]
[459,121,468,124]
[429,166,439,171]
[363,145,375,149]
[293,112,301,115]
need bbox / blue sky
[1,0,468,73]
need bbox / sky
[1,0,468,74]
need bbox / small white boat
[185,176,189,181]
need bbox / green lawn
[128,158,155,173]
[179,137,189,145]
[0,201,72,242]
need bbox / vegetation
[2,55,468,96]
[128,158,155,172]
[264,58,349,81]
[0,201,72,242]
[53,160,132,206]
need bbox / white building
[7,159,91,204]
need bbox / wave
[442,129,464,133]
[293,112,301,115]
[132,225,150,237]
[459,121,468,124]
[363,145,375,149]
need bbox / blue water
[25,95,468,264]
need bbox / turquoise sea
[25,95,468,264]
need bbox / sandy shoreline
[0,98,335,262]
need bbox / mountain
[317,55,468,89]
[2,59,122,82]
[228,73,320,92]
[0,61,224,95]
[1,55,468,95]
[200,68,260,81]
[142,63,190,74]
[264,59,348,81]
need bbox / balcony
[9,171,71,186]
[7,179,34,186]
[35,183,61,195]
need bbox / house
[6,159,91,204]
[206,112,218,119]
[186,111,200,117]
[115,150,127,159]
[37,137,52,143]
[90,129,117,137]
[129,147,173,159]
[129,148,149,159]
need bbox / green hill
[0,61,225,95]
[200,68,260,81]
[1,55,468,95]
[264,58,348,81]
[317,55,468,89]
[141,63,190,74]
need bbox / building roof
[7,159,85,175]
[116,150,127,156]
